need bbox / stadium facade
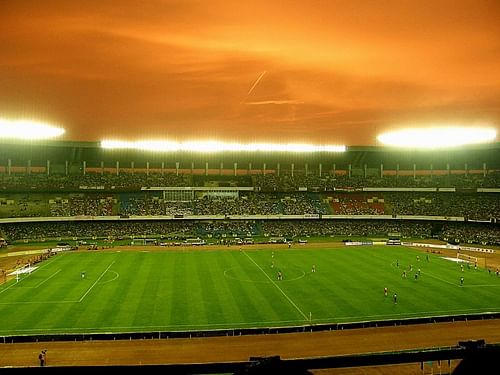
[0,140,499,373]
[0,140,499,177]
[0,140,498,247]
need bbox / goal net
[456,252,484,267]
[9,263,36,282]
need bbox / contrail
[245,100,303,105]
[247,71,267,96]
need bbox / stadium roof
[0,139,498,169]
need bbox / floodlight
[377,126,497,148]
[0,119,65,140]
[101,139,346,153]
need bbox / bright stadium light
[377,126,497,148]
[0,119,65,140]
[101,139,346,153]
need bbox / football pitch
[1,245,499,336]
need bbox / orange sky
[1,0,499,145]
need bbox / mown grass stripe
[0,246,499,335]
[242,250,309,321]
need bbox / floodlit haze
[1,0,499,145]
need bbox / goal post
[457,252,477,263]
[13,263,35,282]
[456,252,485,268]
[22,263,35,274]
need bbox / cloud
[0,0,499,144]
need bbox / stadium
[0,140,499,373]
[2,1,500,373]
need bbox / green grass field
[1,245,499,336]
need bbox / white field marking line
[0,279,21,295]
[312,307,500,323]
[0,319,312,334]
[421,270,500,288]
[419,271,457,286]
[29,252,66,271]
[3,305,500,335]
[99,270,119,284]
[0,263,118,305]
[0,318,316,334]
[0,252,65,293]
[381,250,486,288]
[0,300,78,305]
[16,269,63,289]
[242,251,309,321]
[34,269,62,288]
[224,267,306,283]
[78,261,115,302]
[461,284,500,288]
[0,268,39,291]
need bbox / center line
[242,251,308,321]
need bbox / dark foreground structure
[0,340,498,374]
[1,314,499,374]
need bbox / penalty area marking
[99,270,120,284]
[0,265,118,305]
[242,251,309,321]
[423,270,500,288]
[34,269,61,288]
[78,261,115,302]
